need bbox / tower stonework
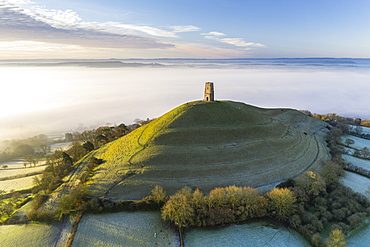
[204,82,214,101]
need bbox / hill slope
[86,101,330,199]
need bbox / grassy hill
[85,101,330,199]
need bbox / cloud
[25,6,178,38]
[170,25,201,33]
[217,38,265,48]
[201,31,265,50]
[90,22,178,38]
[6,0,33,4]
[31,7,82,28]
[0,2,174,49]
[201,31,225,36]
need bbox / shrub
[161,192,194,228]
[326,229,346,247]
[348,212,367,230]
[295,171,326,197]
[27,209,55,222]
[321,161,344,185]
[151,185,167,203]
[31,194,49,210]
[311,233,324,247]
[266,187,297,221]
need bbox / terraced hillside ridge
[85,101,330,199]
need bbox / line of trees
[161,186,270,229]
[301,111,362,126]
[342,162,370,179]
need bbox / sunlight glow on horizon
[1,68,71,117]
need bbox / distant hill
[85,100,330,199]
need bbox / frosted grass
[340,171,370,196]
[0,175,38,191]
[349,125,370,135]
[0,159,28,169]
[342,154,370,170]
[185,222,310,247]
[0,165,45,179]
[0,224,61,247]
[347,222,370,247]
[72,211,177,247]
[341,135,370,150]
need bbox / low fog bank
[1,66,369,141]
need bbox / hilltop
[84,100,330,199]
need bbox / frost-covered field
[0,223,61,247]
[0,175,38,192]
[72,212,177,247]
[342,154,370,170]
[185,222,310,247]
[341,135,370,150]
[340,171,370,196]
[0,165,45,179]
[349,125,370,135]
[0,159,28,169]
[347,221,370,247]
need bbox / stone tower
[204,82,214,101]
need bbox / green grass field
[84,101,329,199]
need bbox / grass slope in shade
[185,222,311,247]
[0,224,61,247]
[86,101,329,199]
[72,212,177,247]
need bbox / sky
[1,0,370,59]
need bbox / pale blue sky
[1,0,370,59]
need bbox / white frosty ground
[340,171,370,196]
[341,135,370,150]
[0,165,45,179]
[185,222,310,247]
[72,212,177,247]
[342,154,370,170]
[347,224,370,247]
[348,125,370,135]
[0,175,39,192]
